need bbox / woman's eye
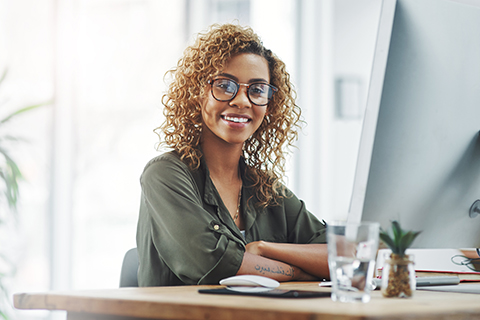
[250,85,266,96]
[227,86,238,94]
[216,80,236,93]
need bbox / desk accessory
[379,220,421,298]
[372,276,460,289]
[198,288,331,298]
[219,275,280,288]
[417,283,480,294]
[327,221,380,303]
[450,248,480,272]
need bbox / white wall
[289,0,381,222]
[328,0,382,220]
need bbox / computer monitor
[348,0,480,248]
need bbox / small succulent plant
[379,220,421,258]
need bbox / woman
[136,23,329,287]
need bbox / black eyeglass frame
[207,78,278,106]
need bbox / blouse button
[213,224,220,231]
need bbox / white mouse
[219,275,280,288]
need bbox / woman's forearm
[236,252,317,281]
[245,242,330,280]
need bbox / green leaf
[399,230,421,255]
[379,230,399,253]
[0,69,7,91]
[0,147,22,209]
[0,310,8,320]
[381,221,422,257]
[0,102,50,125]
[0,136,22,143]
[391,220,403,244]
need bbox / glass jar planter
[381,254,416,298]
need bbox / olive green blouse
[136,151,326,287]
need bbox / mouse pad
[198,288,331,298]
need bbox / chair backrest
[120,248,139,287]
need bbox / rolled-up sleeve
[137,156,245,286]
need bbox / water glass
[327,221,379,303]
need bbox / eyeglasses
[207,78,278,106]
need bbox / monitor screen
[348,0,480,248]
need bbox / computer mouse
[219,275,280,288]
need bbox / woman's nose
[229,86,251,108]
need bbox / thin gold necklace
[233,187,242,222]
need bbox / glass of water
[327,221,379,303]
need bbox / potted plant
[0,69,48,319]
[379,220,421,297]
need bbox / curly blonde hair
[157,23,301,207]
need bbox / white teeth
[224,116,249,123]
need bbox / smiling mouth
[222,115,251,123]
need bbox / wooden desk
[14,282,480,320]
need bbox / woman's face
[201,53,269,147]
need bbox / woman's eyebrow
[216,73,238,81]
[249,78,269,83]
[216,73,268,83]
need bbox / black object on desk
[198,287,331,298]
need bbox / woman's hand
[245,241,265,256]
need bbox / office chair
[120,248,139,287]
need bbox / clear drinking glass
[327,221,380,303]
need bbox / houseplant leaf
[0,103,49,125]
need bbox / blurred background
[0,0,381,318]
